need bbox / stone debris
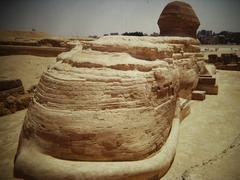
[191,90,206,101]
[208,53,240,71]
[198,77,216,85]
[0,79,32,116]
[196,84,218,95]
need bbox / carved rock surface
[158,1,200,38]
[14,36,205,179]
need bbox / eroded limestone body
[14,36,206,179]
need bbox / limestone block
[198,77,216,85]
[192,90,206,101]
[196,84,218,95]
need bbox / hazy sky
[0,0,239,37]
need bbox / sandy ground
[0,55,56,90]
[0,110,25,179]
[162,70,240,180]
[0,55,56,179]
[0,52,240,179]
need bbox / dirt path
[182,134,240,180]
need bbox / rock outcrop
[14,35,206,179]
[158,1,200,38]
[0,79,32,116]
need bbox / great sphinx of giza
[158,1,200,38]
[14,1,207,179]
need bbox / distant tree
[88,35,98,38]
[197,29,240,45]
[32,28,36,32]
[217,35,227,44]
[219,31,229,36]
[122,32,144,36]
[150,32,159,36]
[110,32,119,35]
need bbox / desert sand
[163,69,240,180]
[0,55,56,90]
[0,44,240,179]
